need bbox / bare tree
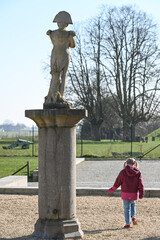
[101,96,122,139]
[101,5,160,141]
[67,18,107,140]
[67,5,160,141]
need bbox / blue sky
[1,0,160,127]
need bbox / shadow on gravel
[0,236,35,240]
[83,227,123,235]
[1,234,160,240]
[140,237,160,240]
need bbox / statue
[44,11,76,108]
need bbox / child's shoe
[124,224,130,228]
[132,217,138,225]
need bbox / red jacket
[108,165,144,200]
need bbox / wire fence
[76,131,160,159]
[0,129,160,159]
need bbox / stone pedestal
[25,108,87,239]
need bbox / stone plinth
[25,108,87,239]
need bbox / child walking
[108,158,144,228]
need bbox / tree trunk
[131,124,136,142]
[123,120,131,142]
[123,120,137,142]
[91,123,101,141]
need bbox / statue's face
[57,22,68,30]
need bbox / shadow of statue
[83,227,124,235]
[140,237,160,240]
[0,235,35,240]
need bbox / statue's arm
[46,30,52,36]
[69,31,76,48]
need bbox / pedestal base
[25,108,87,240]
[33,218,84,239]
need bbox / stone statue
[44,11,76,107]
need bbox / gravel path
[0,194,160,240]
[76,160,160,188]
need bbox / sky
[1,0,160,127]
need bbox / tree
[135,117,160,138]
[0,122,26,132]
[67,5,160,141]
[101,96,122,140]
[67,18,107,140]
[101,6,160,141]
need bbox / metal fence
[1,129,160,159]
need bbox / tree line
[66,5,160,141]
[0,122,28,132]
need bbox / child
[108,158,144,228]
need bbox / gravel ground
[0,195,160,240]
[76,160,160,188]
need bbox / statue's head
[53,11,73,25]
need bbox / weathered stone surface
[43,102,72,109]
[25,109,87,128]
[25,11,85,234]
[38,126,76,220]
[53,11,73,24]
[25,108,87,239]
[0,176,27,187]
[33,218,84,239]
[45,11,75,105]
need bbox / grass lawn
[0,138,38,157]
[0,137,160,179]
[0,156,38,179]
[76,138,160,159]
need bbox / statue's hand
[46,30,52,35]
[69,31,76,37]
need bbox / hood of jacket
[125,165,140,176]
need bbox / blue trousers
[123,200,136,224]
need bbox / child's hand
[139,195,143,199]
[108,187,114,193]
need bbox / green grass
[76,138,160,159]
[147,128,160,138]
[1,136,160,179]
[0,138,38,157]
[0,156,38,179]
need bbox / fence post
[32,125,34,157]
[81,125,83,156]
[27,161,30,181]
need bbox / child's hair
[123,158,138,168]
